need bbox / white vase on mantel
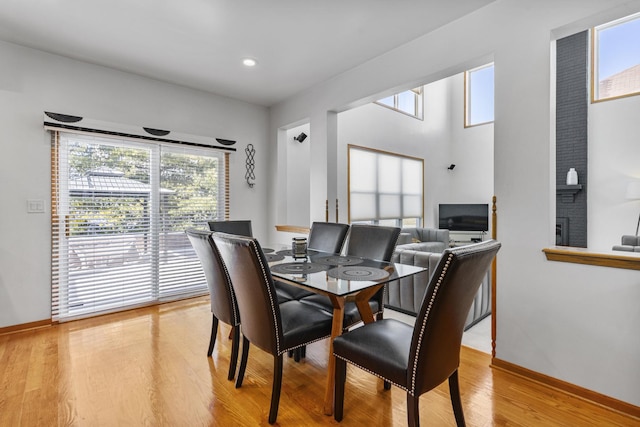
[566,168,578,185]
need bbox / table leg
[323,295,345,416]
[353,284,383,325]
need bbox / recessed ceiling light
[242,58,257,67]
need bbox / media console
[449,231,486,247]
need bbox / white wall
[589,94,640,250]
[447,74,494,206]
[0,41,269,328]
[337,73,493,229]
[285,124,311,226]
[270,0,640,407]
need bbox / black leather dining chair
[346,224,402,321]
[207,220,253,237]
[211,232,333,425]
[185,228,240,381]
[275,222,350,360]
[276,221,350,302]
[299,224,401,328]
[346,224,401,262]
[332,240,501,427]
[308,221,350,253]
[207,219,303,307]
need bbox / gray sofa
[396,227,450,253]
[385,246,492,331]
[612,235,640,252]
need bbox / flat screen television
[438,203,489,232]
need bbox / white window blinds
[51,131,227,321]
[348,145,423,222]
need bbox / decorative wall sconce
[245,144,255,188]
[294,132,307,143]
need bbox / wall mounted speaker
[294,132,307,143]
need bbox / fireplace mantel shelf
[557,184,583,202]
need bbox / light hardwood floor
[1,297,637,426]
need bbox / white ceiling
[0,1,494,106]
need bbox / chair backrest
[409,240,500,395]
[307,222,350,253]
[185,228,239,327]
[346,224,401,262]
[415,227,450,245]
[211,232,282,356]
[208,220,253,237]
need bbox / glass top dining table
[261,244,427,415]
[263,246,426,296]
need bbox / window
[592,12,640,102]
[348,145,423,227]
[465,63,495,127]
[375,87,423,119]
[51,131,227,321]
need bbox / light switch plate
[27,199,45,213]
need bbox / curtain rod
[44,122,237,152]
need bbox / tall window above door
[465,63,495,127]
[348,145,423,227]
[375,87,424,120]
[592,12,640,102]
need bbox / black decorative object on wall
[216,138,237,146]
[245,144,255,188]
[143,127,170,136]
[45,112,83,123]
[294,132,307,143]
[44,112,237,152]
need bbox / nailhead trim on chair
[409,243,484,394]
[333,222,423,394]
[334,242,496,400]
[333,247,454,396]
[246,238,333,356]
[248,239,283,354]
[409,252,454,395]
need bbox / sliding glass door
[51,131,226,321]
